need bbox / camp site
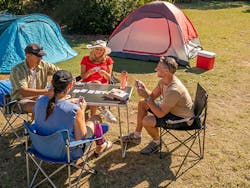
[0,1,249,187]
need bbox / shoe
[94,141,113,158]
[101,109,117,123]
[121,132,141,145]
[140,141,160,155]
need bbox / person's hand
[98,69,107,76]
[137,88,149,98]
[135,80,145,90]
[79,97,87,111]
[88,68,96,75]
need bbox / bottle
[94,121,105,145]
[120,71,128,89]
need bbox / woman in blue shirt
[33,70,112,158]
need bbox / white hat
[86,40,111,54]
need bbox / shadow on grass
[89,148,175,188]
[185,67,207,74]
[179,1,250,10]
[243,8,250,13]
[0,130,26,187]
[112,57,157,74]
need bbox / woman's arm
[81,64,95,80]
[73,100,88,140]
[74,108,87,140]
[99,64,113,81]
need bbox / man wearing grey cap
[10,43,60,113]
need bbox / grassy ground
[1,1,250,187]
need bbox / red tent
[107,1,201,66]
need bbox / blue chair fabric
[24,120,109,187]
[0,79,12,107]
[0,79,30,139]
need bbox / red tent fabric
[108,1,201,66]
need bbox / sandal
[94,141,113,158]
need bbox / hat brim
[31,50,46,57]
[86,44,111,54]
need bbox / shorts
[148,109,189,129]
[14,98,36,113]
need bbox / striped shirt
[10,60,60,100]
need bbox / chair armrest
[6,99,18,106]
[166,116,194,124]
[69,136,102,148]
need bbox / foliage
[0,0,24,14]
[19,0,155,34]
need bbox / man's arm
[146,99,172,118]
[17,87,53,98]
[137,82,161,100]
[146,90,180,118]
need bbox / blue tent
[0,12,77,73]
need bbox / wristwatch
[144,96,152,102]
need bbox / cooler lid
[198,50,216,58]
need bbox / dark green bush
[0,0,24,14]
[20,0,156,34]
[50,0,147,34]
[3,0,248,34]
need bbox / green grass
[1,1,250,187]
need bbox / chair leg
[160,126,163,159]
[29,156,57,188]
[26,153,30,188]
[1,114,23,138]
[68,165,71,188]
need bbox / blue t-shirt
[33,96,79,141]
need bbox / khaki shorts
[14,98,36,113]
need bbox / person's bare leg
[136,99,150,132]
[24,101,36,113]
[89,106,97,116]
[142,115,160,140]
[87,115,111,153]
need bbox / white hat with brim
[86,40,111,54]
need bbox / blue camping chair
[24,120,110,188]
[0,79,30,139]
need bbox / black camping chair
[159,83,208,177]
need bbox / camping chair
[159,83,208,177]
[24,120,110,188]
[0,79,30,139]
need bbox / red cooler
[196,50,216,70]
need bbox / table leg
[118,106,127,158]
[126,104,129,133]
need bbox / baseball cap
[52,70,73,92]
[25,43,46,57]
